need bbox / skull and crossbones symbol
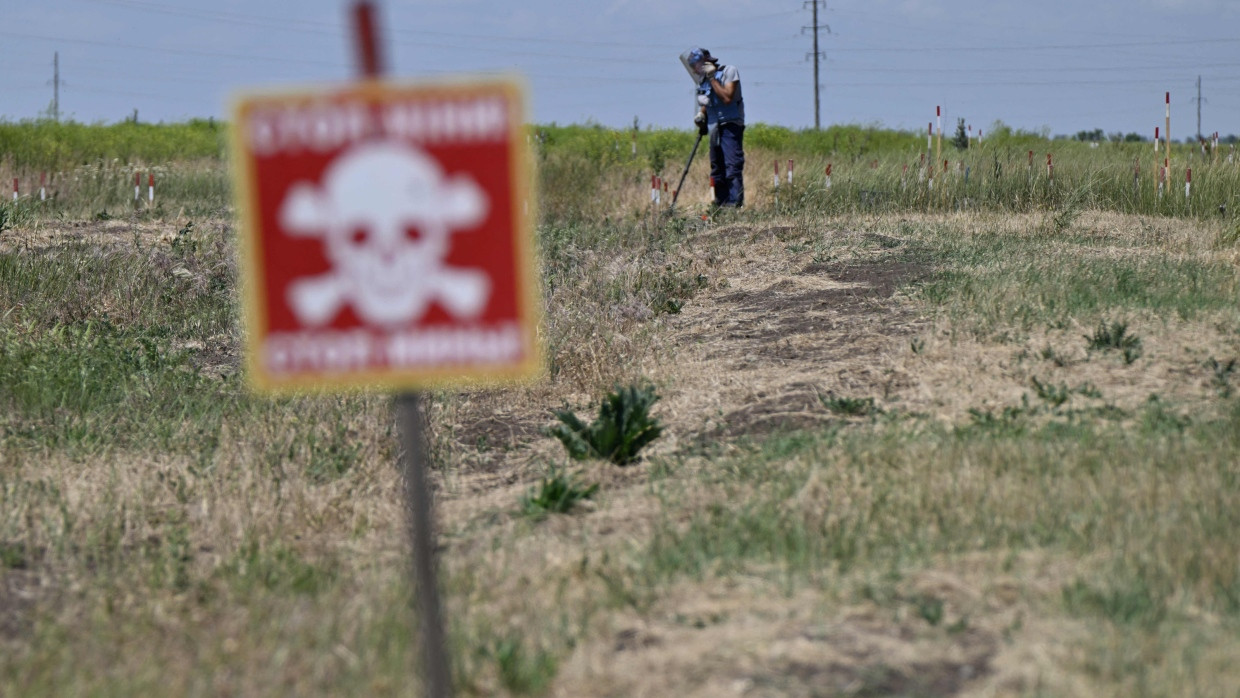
[279,140,491,327]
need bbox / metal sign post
[352,4,452,696]
[352,5,449,695]
[230,0,540,694]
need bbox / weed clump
[1085,319,1143,364]
[520,466,598,519]
[548,384,663,465]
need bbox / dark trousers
[709,122,745,207]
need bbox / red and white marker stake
[927,122,932,153]
[709,176,715,202]
[824,163,832,189]
[773,160,780,188]
[148,174,155,203]
[40,172,46,201]
[1155,127,1160,154]
[787,159,793,185]
[11,178,17,201]
[134,173,141,201]
[1047,153,1053,181]
[1165,92,1171,171]
[1185,168,1191,199]
[650,174,658,204]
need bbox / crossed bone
[279,140,492,327]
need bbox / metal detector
[669,128,704,212]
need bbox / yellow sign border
[229,76,542,394]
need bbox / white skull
[279,140,490,326]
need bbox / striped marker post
[1165,92,1171,174]
[650,175,658,205]
[824,163,832,190]
[1154,127,1159,154]
[927,122,932,155]
[1047,153,1053,183]
[1185,168,1191,200]
[40,172,46,201]
[709,176,715,203]
[936,106,942,164]
[12,178,17,201]
[134,173,141,202]
[773,160,780,189]
[148,174,155,203]
[787,159,793,185]
[967,124,972,149]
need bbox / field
[2,120,1240,697]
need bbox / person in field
[688,48,745,208]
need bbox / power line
[802,1,828,130]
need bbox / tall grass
[2,120,1239,696]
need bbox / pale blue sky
[3,0,1238,140]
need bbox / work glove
[699,62,717,78]
[696,93,710,106]
[694,112,708,135]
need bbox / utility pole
[52,51,59,122]
[1195,75,1202,142]
[802,1,828,130]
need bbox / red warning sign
[231,78,540,391]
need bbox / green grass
[3,122,1240,696]
[916,236,1239,334]
[621,400,1240,614]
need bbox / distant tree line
[1058,127,1239,144]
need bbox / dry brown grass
[3,205,1239,696]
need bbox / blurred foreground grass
[1,121,1239,696]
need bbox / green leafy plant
[548,384,664,465]
[1085,319,1143,364]
[1207,357,1237,397]
[820,393,880,416]
[1039,344,1067,367]
[1030,376,1071,407]
[915,594,945,626]
[520,466,598,519]
[490,634,559,695]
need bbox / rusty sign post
[229,2,540,695]
[351,4,451,696]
